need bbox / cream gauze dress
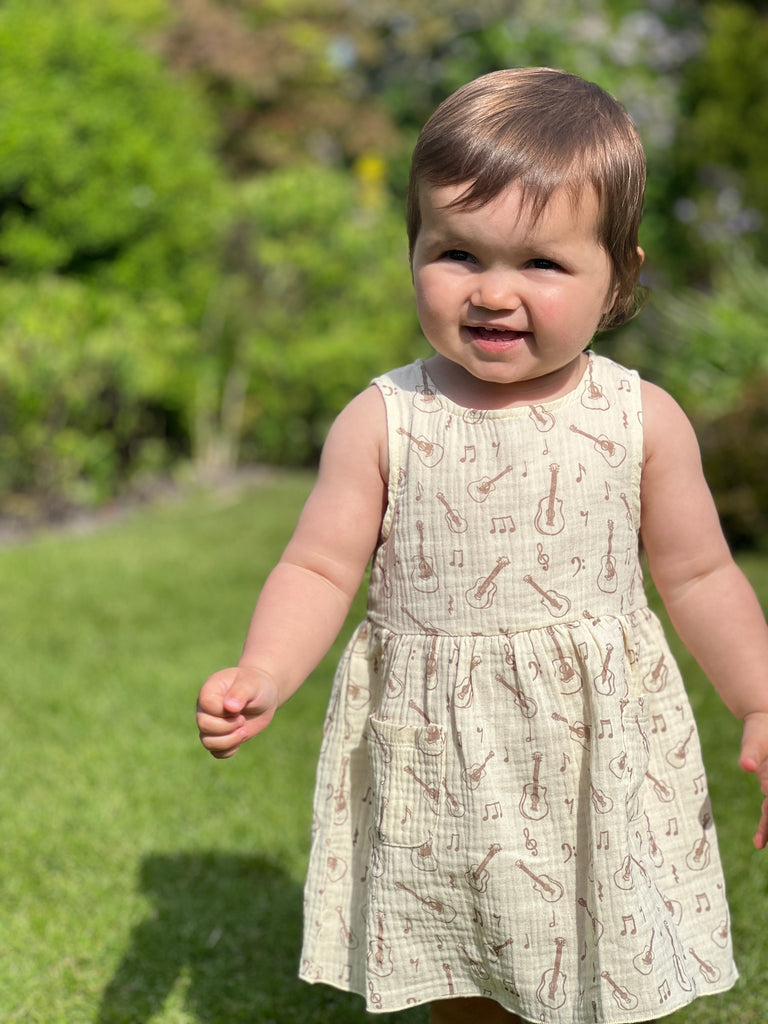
[299,353,738,1023]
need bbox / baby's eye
[528,258,562,271]
[442,249,476,263]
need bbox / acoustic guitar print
[494,671,538,719]
[601,970,638,1012]
[467,464,514,503]
[685,813,712,872]
[665,725,696,769]
[536,936,567,1010]
[367,911,394,978]
[534,463,565,535]
[396,427,444,467]
[519,751,549,821]
[466,842,502,893]
[523,574,571,618]
[593,643,616,696]
[413,363,443,414]
[597,519,618,593]
[569,423,627,467]
[466,556,510,609]
[547,625,582,695]
[436,491,468,533]
[411,520,439,593]
[643,653,669,692]
[515,858,564,902]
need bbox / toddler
[197,68,768,1024]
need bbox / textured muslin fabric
[299,354,738,1022]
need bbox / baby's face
[410,180,615,403]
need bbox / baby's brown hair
[407,68,646,330]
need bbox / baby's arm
[196,386,388,758]
[640,381,768,848]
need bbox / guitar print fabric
[300,354,737,1021]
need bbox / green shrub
[197,165,427,468]
[0,277,197,512]
[0,1,225,320]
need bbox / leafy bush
[196,165,427,468]
[0,277,197,513]
[611,251,768,548]
[0,2,225,319]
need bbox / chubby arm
[640,381,768,847]
[197,385,388,758]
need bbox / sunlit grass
[0,473,764,1022]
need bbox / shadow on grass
[96,851,423,1024]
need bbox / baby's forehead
[420,178,602,230]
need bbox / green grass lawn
[0,472,765,1023]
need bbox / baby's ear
[636,246,645,266]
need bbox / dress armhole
[372,375,401,542]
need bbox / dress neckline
[416,351,598,419]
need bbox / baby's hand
[739,710,768,850]
[196,666,279,758]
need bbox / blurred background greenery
[1,0,767,546]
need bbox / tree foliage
[0,1,224,317]
[0,0,767,545]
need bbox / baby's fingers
[754,797,768,851]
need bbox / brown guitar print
[413,362,443,413]
[601,970,638,1012]
[515,859,564,902]
[367,911,394,977]
[689,946,721,985]
[534,464,565,535]
[519,751,550,821]
[581,362,610,411]
[632,928,655,975]
[593,643,616,696]
[551,712,591,750]
[436,491,468,533]
[665,725,696,770]
[396,427,444,467]
[394,881,457,923]
[494,672,538,719]
[685,813,712,872]
[467,464,514,503]
[461,749,495,790]
[645,769,675,803]
[547,625,582,695]
[454,654,480,709]
[643,653,668,693]
[569,423,627,467]
[523,574,572,618]
[466,556,510,609]
[528,404,555,433]
[411,520,439,593]
[536,937,567,1010]
[403,769,440,822]
[597,520,618,593]
[466,842,502,893]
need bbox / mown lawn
[0,472,765,1023]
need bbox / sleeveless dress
[299,353,738,1023]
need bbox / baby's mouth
[468,325,527,347]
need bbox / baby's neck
[424,353,589,410]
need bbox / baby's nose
[471,269,521,311]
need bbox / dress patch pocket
[368,715,446,848]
